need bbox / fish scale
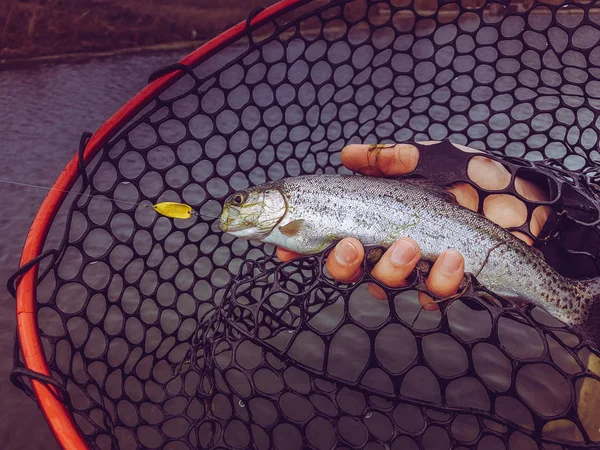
[220,174,600,346]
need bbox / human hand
[276,141,550,309]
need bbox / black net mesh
[10,0,600,449]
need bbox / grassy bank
[0,0,278,63]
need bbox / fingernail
[391,239,417,265]
[439,250,462,274]
[335,240,358,266]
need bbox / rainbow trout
[219,174,600,346]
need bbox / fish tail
[577,278,600,348]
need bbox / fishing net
[9,0,600,449]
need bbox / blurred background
[0,1,283,448]
[0,0,281,63]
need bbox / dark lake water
[0,51,189,450]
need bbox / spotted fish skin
[220,174,600,346]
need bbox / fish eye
[232,192,246,206]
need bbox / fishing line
[0,177,222,220]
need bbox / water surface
[0,51,188,450]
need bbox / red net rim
[14,1,307,448]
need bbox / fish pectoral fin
[279,219,307,237]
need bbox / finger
[369,285,440,308]
[467,156,511,190]
[448,177,550,233]
[447,182,479,212]
[482,193,545,245]
[515,177,550,236]
[341,143,420,176]
[530,204,551,236]
[426,249,465,298]
[515,176,549,202]
[371,238,420,287]
[450,142,485,154]
[325,238,364,283]
[276,247,303,262]
[418,292,441,311]
[483,194,527,229]
[368,283,388,300]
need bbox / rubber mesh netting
[12,0,600,448]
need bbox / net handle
[13,1,309,448]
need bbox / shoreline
[0,40,203,68]
[0,0,278,69]
[0,26,317,69]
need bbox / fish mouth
[220,220,247,233]
[218,206,230,232]
[218,207,244,233]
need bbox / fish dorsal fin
[279,219,306,237]
[401,177,459,204]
